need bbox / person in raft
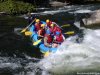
[45,19,53,29]
[39,29,54,52]
[52,31,65,47]
[49,23,62,35]
[37,24,45,39]
[31,19,42,42]
[34,19,42,32]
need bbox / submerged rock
[49,1,69,7]
[82,9,100,26]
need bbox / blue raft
[29,21,57,53]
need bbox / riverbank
[1,0,100,15]
[0,0,35,15]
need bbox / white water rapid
[37,29,100,75]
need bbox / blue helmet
[46,29,51,34]
[56,31,60,35]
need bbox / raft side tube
[39,44,57,53]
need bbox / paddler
[49,23,62,35]
[39,30,59,57]
[34,19,41,32]
[53,31,65,47]
[39,30,53,53]
[44,29,53,47]
[37,24,45,39]
[46,19,53,28]
[31,19,42,42]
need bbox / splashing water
[38,29,100,74]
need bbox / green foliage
[0,0,35,15]
[16,1,35,14]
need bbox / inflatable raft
[25,21,65,56]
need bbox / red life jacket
[39,29,45,36]
[46,21,52,28]
[49,27,54,33]
[45,34,53,43]
[53,26,62,34]
[35,23,41,31]
[55,34,64,43]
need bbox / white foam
[30,5,98,15]
[38,29,100,74]
[74,9,93,13]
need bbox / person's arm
[38,30,44,37]
[53,36,58,43]
[44,37,51,47]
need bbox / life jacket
[55,34,64,43]
[46,21,52,28]
[39,29,45,36]
[35,23,41,31]
[53,26,61,34]
[49,27,54,33]
[45,34,53,44]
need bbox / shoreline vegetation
[0,0,35,15]
[0,0,100,15]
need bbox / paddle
[64,31,75,35]
[44,51,50,57]
[25,31,32,36]
[21,18,36,33]
[52,22,63,30]
[61,24,70,28]
[33,39,42,46]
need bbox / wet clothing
[38,29,45,37]
[54,34,64,44]
[53,26,61,34]
[49,26,62,35]
[45,34,53,44]
[44,34,53,47]
[34,23,41,31]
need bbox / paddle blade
[21,28,27,33]
[61,24,70,27]
[25,31,32,36]
[33,39,42,46]
[64,31,74,35]
[44,51,50,57]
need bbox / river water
[0,4,100,75]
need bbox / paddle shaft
[25,18,36,29]
[52,22,63,30]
